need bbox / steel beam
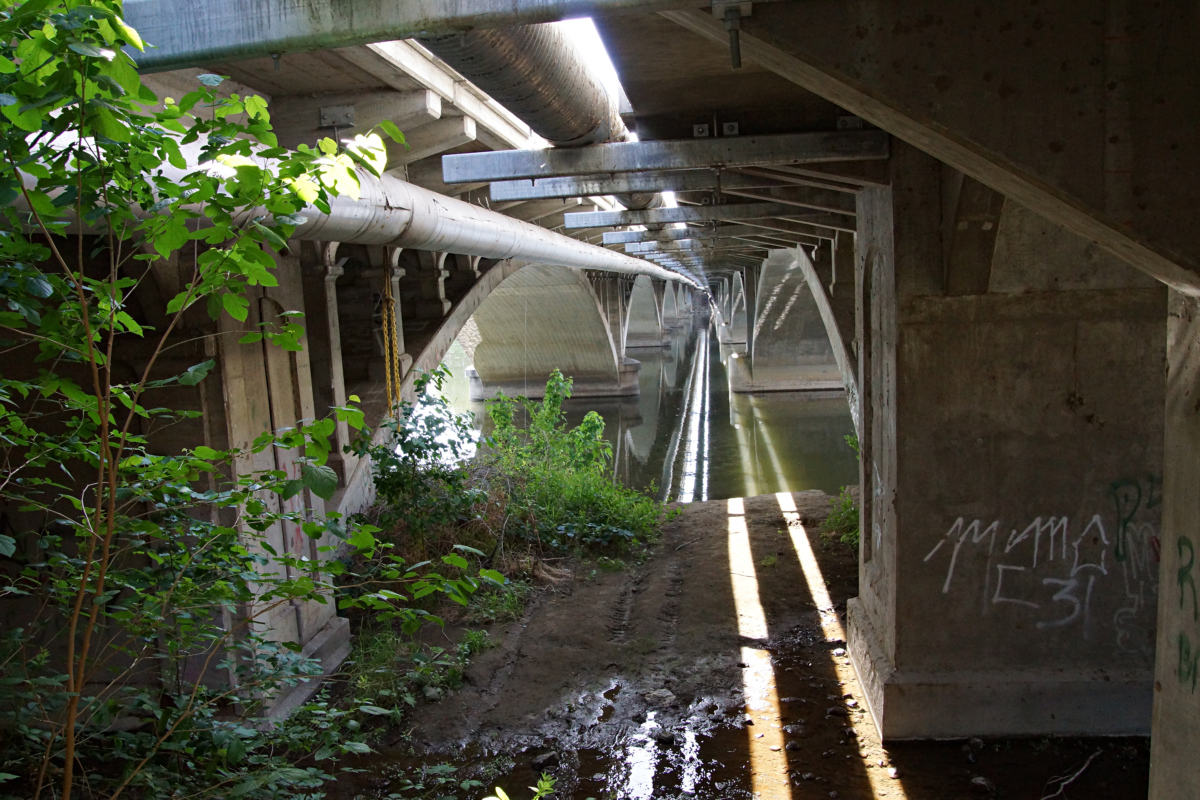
[564,202,854,231]
[385,116,477,169]
[489,169,787,202]
[736,217,840,240]
[504,197,584,222]
[626,240,771,254]
[125,0,698,72]
[605,223,812,245]
[443,130,889,184]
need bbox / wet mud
[335,492,1150,799]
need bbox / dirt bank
[337,492,1150,799]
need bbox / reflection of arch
[469,263,638,399]
[626,274,668,348]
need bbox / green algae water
[435,316,859,502]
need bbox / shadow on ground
[333,492,1150,800]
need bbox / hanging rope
[380,269,403,420]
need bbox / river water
[434,315,859,502]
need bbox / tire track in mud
[607,581,635,644]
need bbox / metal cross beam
[489,169,787,201]
[563,202,854,231]
[604,222,809,245]
[443,130,889,184]
[626,240,776,254]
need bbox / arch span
[469,263,638,399]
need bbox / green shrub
[483,370,667,551]
[821,487,860,549]
[821,434,861,549]
[467,580,536,624]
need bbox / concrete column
[299,242,359,487]
[849,141,1166,740]
[625,275,669,349]
[1149,291,1200,799]
[743,262,760,357]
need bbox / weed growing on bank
[358,368,671,574]
[821,435,861,549]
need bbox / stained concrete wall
[849,142,1166,740]
[470,263,636,398]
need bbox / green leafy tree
[0,2,486,798]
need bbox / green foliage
[0,3,478,798]
[845,433,860,458]
[347,626,496,720]
[821,434,861,549]
[760,554,778,568]
[485,370,667,552]
[484,774,557,800]
[821,487,860,549]
[466,579,535,624]
[355,366,484,539]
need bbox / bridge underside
[112,0,1200,790]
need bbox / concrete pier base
[467,358,641,400]
[848,599,1152,739]
[726,351,843,393]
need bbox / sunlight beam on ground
[776,492,909,800]
[728,498,792,799]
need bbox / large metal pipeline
[421,23,661,210]
[16,141,696,287]
[421,25,625,147]
[297,163,683,280]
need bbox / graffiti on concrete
[923,476,1160,650]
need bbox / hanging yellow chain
[381,269,403,420]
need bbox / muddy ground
[335,492,1150,799]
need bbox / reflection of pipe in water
[677,326,710,503]
[658,330,699,501]
[700,332,711,501]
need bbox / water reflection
[434,318,859,502]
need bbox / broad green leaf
[222,293,249,321]
[0,535,15,558]
[442,554,469,570]
[114,17,145,51]
[377,119,407,147]
[68,42,116,60]
[197,73,224,86]
[300,463,338,500]
[279,479,304,500]
[178,359,215,386]
[357,705,392,716]
[90,107,131,142]
[193,445,221,459]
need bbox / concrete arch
[468,263,637,399]
[728,249,843,393]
